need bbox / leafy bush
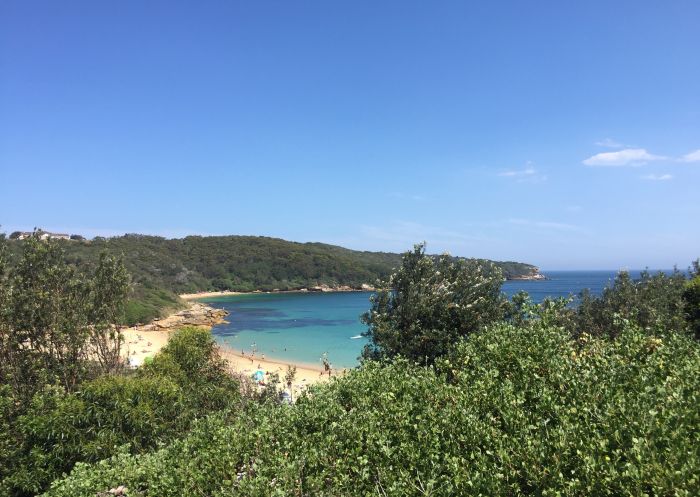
[141,327,240,413]
[0,328,240,497]
[573,269,689,339]
[44,322,699,496]
[362,243,506,364]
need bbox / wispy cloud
[595,138,628,149]
[679,149,700,163]
[327,221,499,254]
[508,218,585,233]
[498,167,536,177]
[582,148,666,167]
[387,192,426,202]
[360,221,492,246]
[498,162,547,183]
[641,174,672,181]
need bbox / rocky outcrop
[306,284,375,292]
[509,268,547,281]
[139,303,229,332]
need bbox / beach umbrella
[253,370,265,382]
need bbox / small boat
[350,335,363,339]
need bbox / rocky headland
[135,302,229,332]
[508,268,547,280]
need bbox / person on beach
[321,354,331,376]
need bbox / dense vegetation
[43,323,699,496]
[2,237,698,496]
[0,328,240,497]
[5,233,539,325]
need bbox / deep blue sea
[203,270,669,369]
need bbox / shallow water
[203,270,671,368]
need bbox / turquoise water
[203,270,671,369]
[204,291,371,369]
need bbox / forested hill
[55,234,537,288]
[6,234,538,324]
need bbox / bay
[203,270,671,369]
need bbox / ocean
[203,270,670,369]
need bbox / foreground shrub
[1,327,240,497]
[45,322,699,496]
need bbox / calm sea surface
[203,270,669,369]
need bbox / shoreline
[120,303,336,387]
[217,347,338,391]
[180,273,549,301]
[180,287,374,300]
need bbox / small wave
[350,335,363,339]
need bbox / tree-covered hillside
[6,234,538,324]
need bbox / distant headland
[5,232,541,325]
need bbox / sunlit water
[202,270,671,368]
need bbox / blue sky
[1,1,699,269]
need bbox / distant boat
[350,335,363,339]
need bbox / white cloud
[641,174,672,181]
[582,148,666,167]
[595,138,626,148]
[498,162,547,183]
[679,149,700,163]
[498,167,536,177]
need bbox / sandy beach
[180,290,244,300]
[119,304,335,391]
[217,348,335,392]
[179,286,374,301]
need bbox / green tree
[684,260,700,339]
[4,236,91,397]
[574,269,689,339]
[362,243,506,364]
[88,253,130,374]
[0,236,131,401]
